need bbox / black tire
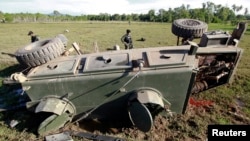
[172,19,208,38]
[15,38,65,67]
[55,34,68,47]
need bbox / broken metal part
[192,53,237,94]
[192,81,208,94]
[72,42,82,55]
[165,105,174,117]
[45,132,73,141]
[206,72,229,83]
[9,120,19,128]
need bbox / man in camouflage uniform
[121,29,133,49]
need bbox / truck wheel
[38,113,71,136]
[127,88,166,132]
[55,34,68,47]
[15,37,65,67]
[172,19,208,38]
[128,101,153,132]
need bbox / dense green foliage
[0,1,249,24]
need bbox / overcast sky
[0,0,249,15]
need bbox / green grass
[0,22,173,54]
[0,21,250,140]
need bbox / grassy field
[0,21,250,141]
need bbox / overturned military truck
[2,19,247,135]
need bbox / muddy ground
[53,94,250,141]
[1,86,249,141]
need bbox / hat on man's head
[28,31,33,35]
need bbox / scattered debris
[45,132,73,141]
[65,130,126,141]
[113,44,120,50]
[9,120,19,128]
[136,37,146,41]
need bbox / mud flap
[34,96,76,135]
[35,96,75,115]
[128,102,153,132]
[38,113,71,136]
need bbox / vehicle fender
[128,88,165,108]
[35,96,76,116]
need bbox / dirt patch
[56,95,250,141]
[1,95,249,141]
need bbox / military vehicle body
[2,19,246,135]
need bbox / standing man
[28,31,39,43]
[121,29,133,49]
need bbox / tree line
[0,2,249,25]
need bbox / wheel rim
[128,102,153,132]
